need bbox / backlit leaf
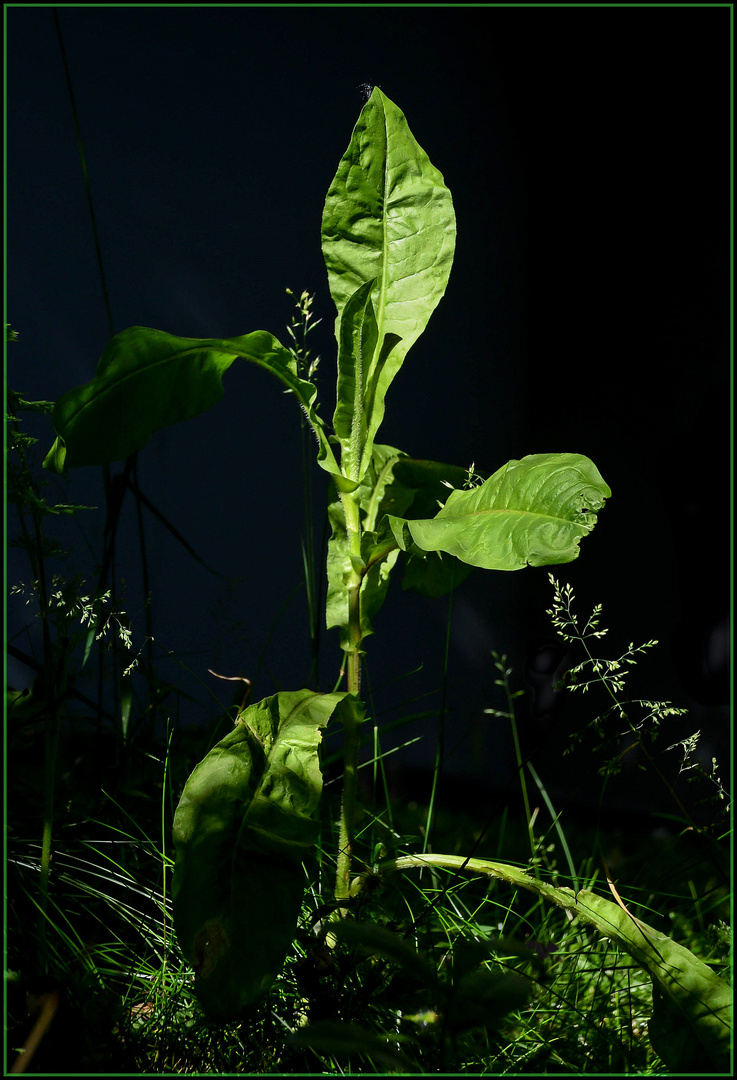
[43,326,339,478]
[323,88,456,482]
[393,453,611,570]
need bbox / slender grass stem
[490,655,538,875]
[362,657,394,846]
[159,720,174,983]
[422,566,455,854]
[552,579,704,837]
[52,7,114,338]
[527,760,579,892]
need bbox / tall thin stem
[490,655,538,875]
[422,565,455,854]
[334,491,363,901]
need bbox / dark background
[7,6,730,820]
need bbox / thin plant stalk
[488,654,538,874]
[334,489,364,902]
[548,578,705,836]
[363,657,394,847]
[56,8,162,753]
[159,720,175,984]
[422,564,455,854]
[527,760,579,893]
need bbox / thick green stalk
[335,490,363,901]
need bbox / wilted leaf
[172,690,358,1019]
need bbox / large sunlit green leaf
[42,326,339,477]
[322,87,456,482]
[172,689,358,1019]
[390,453,611,570]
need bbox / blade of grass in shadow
[422,562,455,856]
[124,476,225,578]
[526,760,579,894]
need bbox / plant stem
[335,490,364,901]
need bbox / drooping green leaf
[387,853,731,1073]
[570,890,731,1074]
[389,453,611,571]
[322,87,456,482]
[42,326,340,478]
[172,689,357,1019]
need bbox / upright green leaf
[333,280,378,483]
[172,689,356,1019]
[42,326,340,477]
[390,453,611,570]
[322,88,456,481]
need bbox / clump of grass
[7,696,729,1073]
